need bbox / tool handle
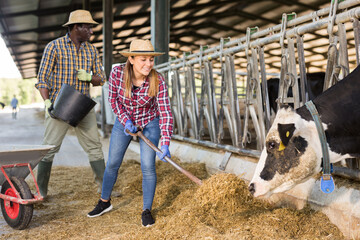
[128,129,202,185]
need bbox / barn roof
[0,0,350,79]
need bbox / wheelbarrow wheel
[0,176,33,230]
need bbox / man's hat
[63,10,99,27]
[119,39,164,57]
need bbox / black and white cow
[267,72,325,113]
[249,66,360,198]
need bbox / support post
[151,0,169,65]
[101,0,113,137]
[103,0,113,79]
[82,0,90,10]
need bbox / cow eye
[267,141,276,150]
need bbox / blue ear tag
[320,175,335,193]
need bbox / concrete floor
[0,105,95,166]
[0,104,139,165]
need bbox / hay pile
[0,158,343,240]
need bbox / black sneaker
[87,199,113,218]
[141,209,155,227]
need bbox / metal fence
[155,0,360,171]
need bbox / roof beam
[0,0,149,18]
[271,0,319,11]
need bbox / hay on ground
[0,159,343,240]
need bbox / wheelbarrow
[0,145,53,230]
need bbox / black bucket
[48,84,96,127]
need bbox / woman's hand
[124,120,137,135]
[157,145,171,162]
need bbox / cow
[249,66,360,198]
[267,72,325,113]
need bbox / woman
[87,39,173,227]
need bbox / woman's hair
[124,58,159,98]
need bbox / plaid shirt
[36,33,105,102]
[108,63,173,146]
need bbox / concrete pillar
[151,0,170,65]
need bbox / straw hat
[63,10,99,27]
[120,39,164,57]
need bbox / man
[10,95,18,119]
[35,10,106,198]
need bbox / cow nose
[248,183,255,195]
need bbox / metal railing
[155,0,360,177]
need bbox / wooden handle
[127,129,202,185]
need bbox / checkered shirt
[108,63,173,146]
[36,33,106,102]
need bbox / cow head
[249,106,322,197]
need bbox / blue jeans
[101,117,160,211]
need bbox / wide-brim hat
[120,39,164,57]
[63,10,99,27]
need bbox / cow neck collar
[305,100,335,193]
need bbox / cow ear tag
[320,175,335,193]
[278,141,286,151]
[278,131,290,151]
[278,124,295,148]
